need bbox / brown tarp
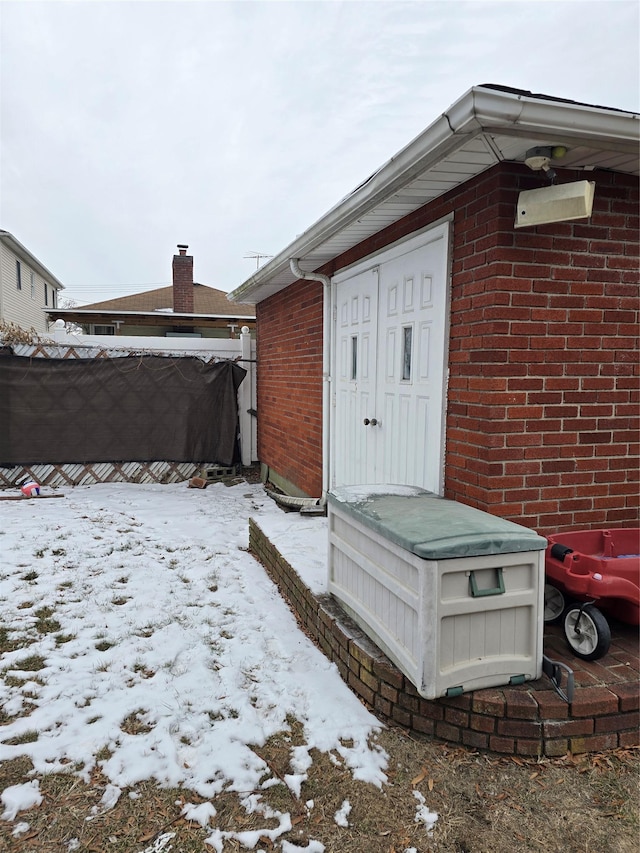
[0,354,246,466]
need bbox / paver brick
[611,682,640,712]
[570,686,618,717]
[505,690,539,719]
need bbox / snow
[413,789,439,834]
[333,799,351,827]
[0,481,388,837]
[12,821,31,837]
[137,834,175,853]
[1,779,42,820]
[87,783,122,819]
[281,841,325,853]
[182,800,217,827]
[327,484,429,504]
[254,508,328,595]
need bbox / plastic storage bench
[327,485,548,699]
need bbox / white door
[333,267,379,485]
[331,221,450,492]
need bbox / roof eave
[228,85,639,305]
[46,309,257,321]
[0,230,66,290]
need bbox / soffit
[228,88,639,304]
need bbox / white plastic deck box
[327,486,548,699]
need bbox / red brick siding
[257,163,639,531]
[256,279,324,497]
[441,166,639,534]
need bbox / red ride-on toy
[544,528,640,661]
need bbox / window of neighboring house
[30,271,35,298]
[44,282,48,306]
[16,260,22,290]
[51,288,57,309]
[91,325,115,335]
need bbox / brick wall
[441,165,639,534]
[250,519,640,757]
[256,279,324,497]
[256,163,639,531]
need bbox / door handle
[363,418,379,426]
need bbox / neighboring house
[228,84,639,534]
[47,245,255,338]
[0,230,65,334]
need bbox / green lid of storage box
[328,485,547,559]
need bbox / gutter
[265,259,331,513]
[228,85,639,305]
[46,309,256,321]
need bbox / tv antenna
[244,251,273,269]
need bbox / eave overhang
[227,84,639,305]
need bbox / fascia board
[227,86,639,304]
[47,309,256,320]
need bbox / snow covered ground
[0,480,406,849]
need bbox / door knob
[370,418,378,426]
[363,418,370,426]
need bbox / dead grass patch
[2,729,39,745]
[55,632,76,646]
[21,571,39,582]
[120,710,154,736]
[0,723,636,853]
[34,606,62,634]
[0,625,21,654]
[10,653,46,672]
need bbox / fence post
[239,327,253,467]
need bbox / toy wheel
[544,584,566,623]
[563,604,611,661]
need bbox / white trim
[228,85,638,305]
[48,309,256,321]
[333,217,453,284]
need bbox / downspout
[266,259,331,512]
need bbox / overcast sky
[1,0,638,305]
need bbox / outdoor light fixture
[523,145,568,184]
[515,144,595,227]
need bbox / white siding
[0,241,61,334]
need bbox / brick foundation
[250,518,639,757]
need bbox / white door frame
[329,218,452,493]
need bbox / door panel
[376,230,447,490]
[333,268,379,486]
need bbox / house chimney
[172,244,194,314]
